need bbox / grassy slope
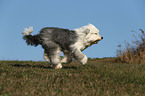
[0,59,145,96]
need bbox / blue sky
[0,0,145,61]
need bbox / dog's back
[23,27,78,50]
[39,27,78,50]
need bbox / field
[0,58,145,96]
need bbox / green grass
[0,59,145,96]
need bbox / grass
[0,59,145,96]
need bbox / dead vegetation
[116,29,145,64]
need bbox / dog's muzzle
[92,36,103,44]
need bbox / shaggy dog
[23,24,103,69]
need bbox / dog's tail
[22,26,41,47]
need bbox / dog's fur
[23,24,103,69]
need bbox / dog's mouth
[88,39,102,47]
[92,40,100,44]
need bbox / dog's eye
[95,33,97,35]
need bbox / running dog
[22,24,103,69]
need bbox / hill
[0,58,145,96]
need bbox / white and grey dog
[22,24,103,69]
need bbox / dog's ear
[84,29,90,35]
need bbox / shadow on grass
[12,64,77,69]
[63,66,77,69]
[12,64,52,69]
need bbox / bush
[116,29,145,64]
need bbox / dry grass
[116,29,145,64]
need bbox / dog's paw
[80,55,88,65]
[55,63,62,69]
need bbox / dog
[22,24,103,69]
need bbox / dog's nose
[101,37,103,40]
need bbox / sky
[0,0,145,61]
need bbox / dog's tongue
[93,41,98,44]
[89,40,99,46]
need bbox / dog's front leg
[72,49,88,65]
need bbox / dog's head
[73,24,103,50]
[82,24,103,45]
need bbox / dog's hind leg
[43,52,51,64]
[61,52,73,64]
[46,47,62,69]
[72,49,88,65]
